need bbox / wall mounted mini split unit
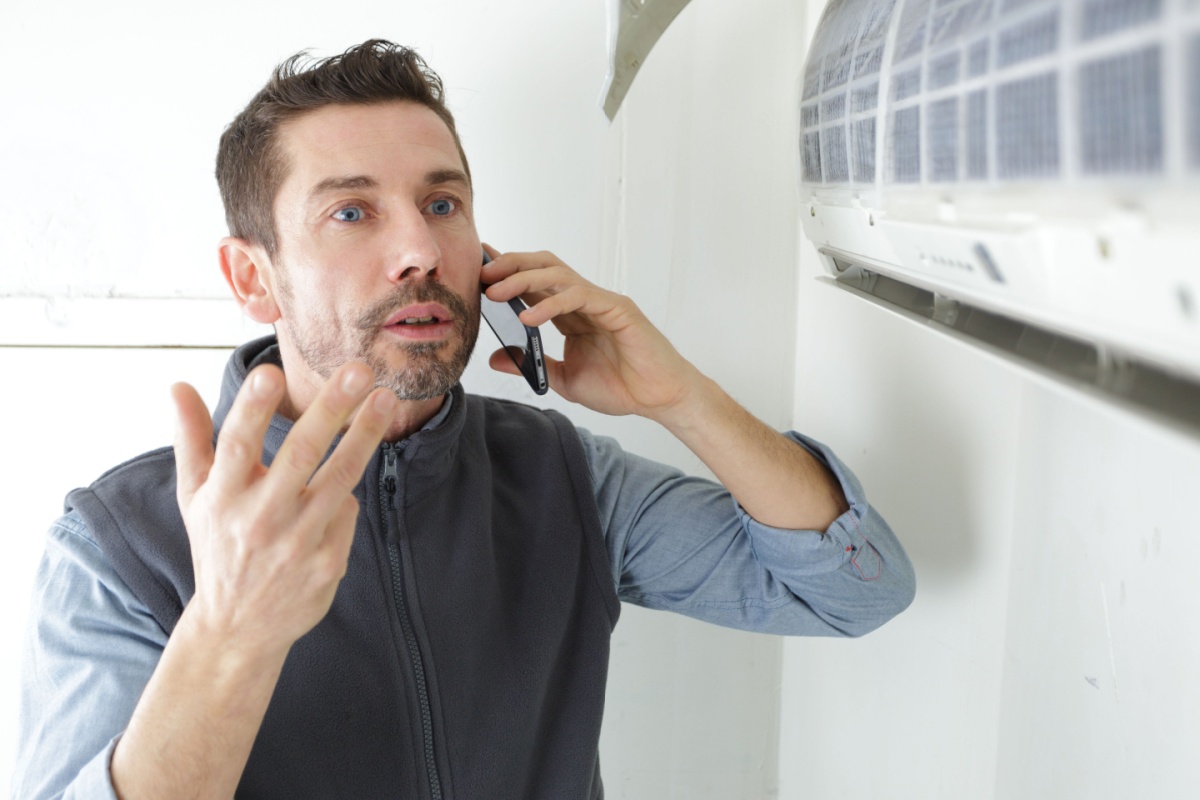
[799,0,1200,429]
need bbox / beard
[280,278,480,401]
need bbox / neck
[382,395,448,442]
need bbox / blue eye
[333,206,364,222]
[428,198,456,216]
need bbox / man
[14,40,914,799]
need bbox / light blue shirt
[12,404,915,799]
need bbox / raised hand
[111,362,398,799]
[171,361,397,658]
[480,246,704,425]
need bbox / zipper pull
[383,447,398,497]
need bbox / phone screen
[480,252,549,395]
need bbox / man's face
[267,101,481,400]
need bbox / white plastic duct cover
[601,0,693,119]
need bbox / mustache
[355,280,474,331]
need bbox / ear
[219,237,281,325]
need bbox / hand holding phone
[480,251,549,395]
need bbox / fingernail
[251,371,275,397]
[372,390,396,413]
[341,368,370,394]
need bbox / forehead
[276,101,465,198]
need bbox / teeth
[400,316,436,325]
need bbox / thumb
[487,347,524,376]
[171,382,214,508]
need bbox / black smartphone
[480,252,549,395]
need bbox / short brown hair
[215,39,470,256]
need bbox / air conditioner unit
[799,0,1200,421]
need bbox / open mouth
[384,302,452,326]
[395,315,443,326]
[381,303,456,341]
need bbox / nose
[385,208,442,282]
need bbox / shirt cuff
[733,431,882,580]
[68,734,122,800]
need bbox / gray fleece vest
[68,336,620,799]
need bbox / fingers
[307,387,397,497]
[266,362,379,495]
[483,251,595,314]
[520,284,628,329]
[482,249,651,347]
[172,382,215,508]
[487,347,523,376]
[184,360,391,534]
[480,249,566,292]
[207,365,285,495]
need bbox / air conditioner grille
[1080,46,1164,173]
[800,0,1199,186]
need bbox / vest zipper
[380,443,444,800]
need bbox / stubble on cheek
[278,290,360,382]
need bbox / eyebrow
[307,175,379,203]
[306,169,471,204]
[425,168,472,193]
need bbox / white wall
[0,1,800,797]
[783,260,1200,799]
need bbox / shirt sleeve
[12,511,165,800]
[576,428,916,637]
